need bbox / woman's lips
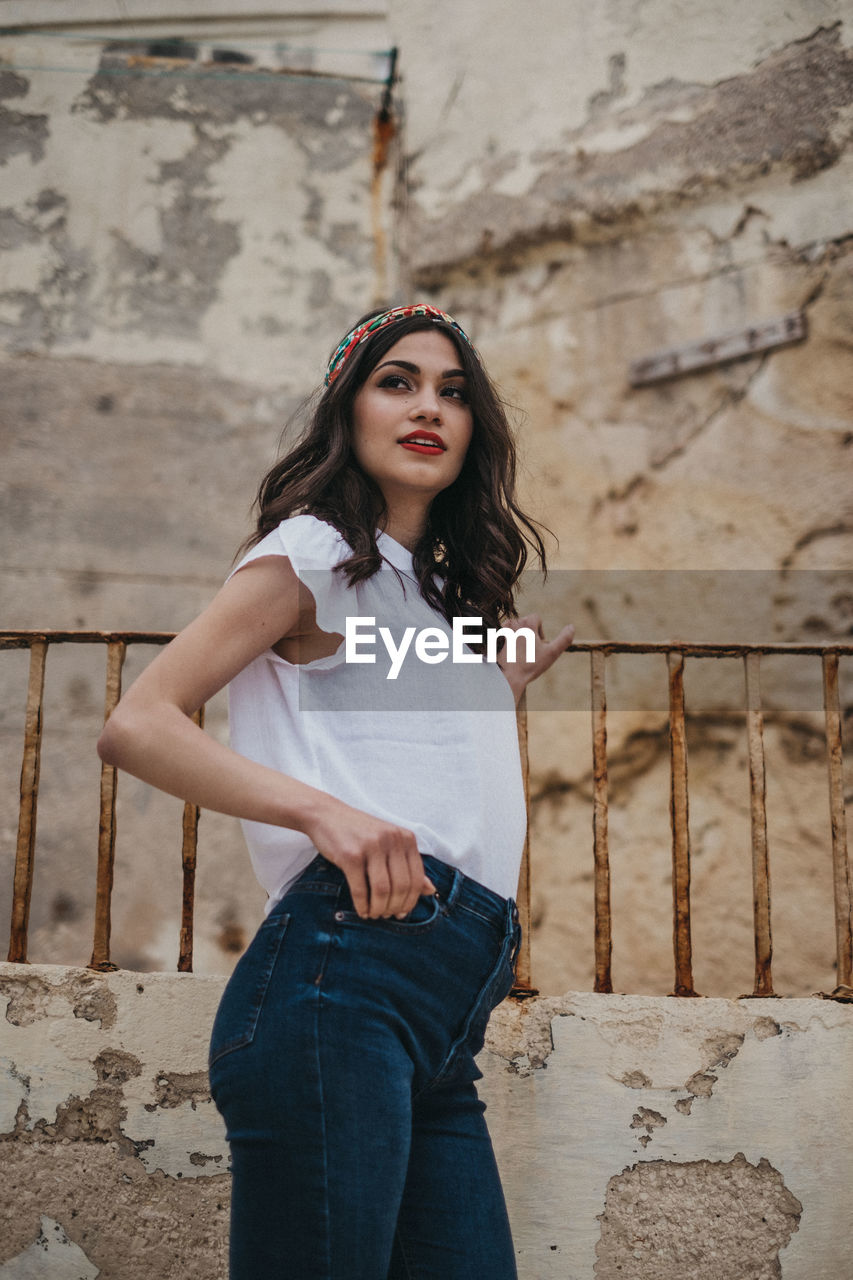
[399,431,446,455]
[400,441,445,454]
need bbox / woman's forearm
[97,702,331,836]
[98,699,434,917]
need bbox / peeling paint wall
[483,991,853,1279]
[4,9,852,1274]
[596,1155,802,1280]
[0,8,399,977]
[2,5,852,991]
[388,0,853,997]
[2,964,851,1279]
[0,963,229,1279]
[0,55,389,381]
[393,2,853,581]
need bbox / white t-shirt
[227,514,527,910]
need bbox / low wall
[1,962,851,1279]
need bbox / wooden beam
[629,311,806,387]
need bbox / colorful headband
[325,303,476,387]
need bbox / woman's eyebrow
[375,359,467,379]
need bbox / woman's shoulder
[274,514,352,566]
[236,514,352,575]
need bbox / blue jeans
[208,853,522,1280]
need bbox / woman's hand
[304,797,435,919]
[496,614,575,706]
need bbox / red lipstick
[398,430,446,454]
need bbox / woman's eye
[378,374,411,390]
[442,384,468,403]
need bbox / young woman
[98,303,574,1280]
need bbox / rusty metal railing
[538,641,850,1000]
[3,632,851,996]
[2,630,202,972]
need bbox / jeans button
[334,911,345,922]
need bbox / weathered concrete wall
[486,990,853,1280]
[394,1,853,275]
[0,963,228,1279]
[1,3,851,995]
[1,20,397,623]
[2,962,851,1279]
[3,11,851,1274]
[390,0,853,997]
[394,0,853,590]
[0,10,398,975]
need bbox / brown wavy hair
[244,309,548,630]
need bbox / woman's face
[350,329,474,512]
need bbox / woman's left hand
[496,614,575,706]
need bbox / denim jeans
[208,852,522,1280]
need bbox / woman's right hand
[304,798,436,919]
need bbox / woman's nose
[410,385,442,421]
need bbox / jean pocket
[334,890,443,933]
[208,911,291,1068]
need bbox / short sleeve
[228,515,354,640]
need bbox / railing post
[512,691,536,995]
[178,706,204,973]
[822,653,852,988]
[667,650,697,996]
[744,652,775,996]
[591,649,613,992]
[89,639,126,972]
[7,639,48,963]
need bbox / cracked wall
[2,4,852,993]
[0,964,230,1280]
[4,12,851,1274]
[388,2,853,999]
[0,12,399,979]
[2,964,850,1279]
[0,28,394,379]
[394,4,853,270]
[481,990,853,1279]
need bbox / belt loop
[507,897,522,965]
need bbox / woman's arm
[97,556,432,918]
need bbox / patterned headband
[325,303,477,387]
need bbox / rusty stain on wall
[369,45,398,303]
[371,108,396,303]
[595,1154,803,1279]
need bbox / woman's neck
[379,500,429,552]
